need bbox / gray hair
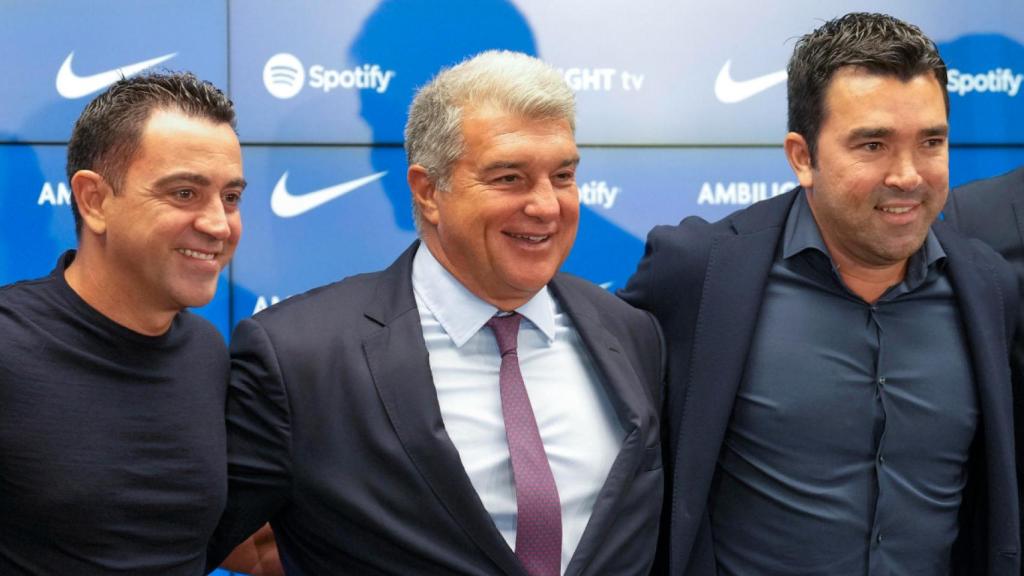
[404,50,575,226]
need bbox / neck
[828,250,907,304]
[64,247,175,336]
[419,234,534,312]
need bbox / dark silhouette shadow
[350,0,538,231]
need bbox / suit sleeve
[206,317,294,569]
[619,224,672,316]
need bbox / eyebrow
[848,127,893,140]
[919,125,949,138]
[481,157,581,172]
[848,124,949,141]
[153,172,247,190]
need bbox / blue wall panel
[1,1,1022,573]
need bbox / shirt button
[878,455,885,464]
[877,533,884,543]
[878,377,887,386]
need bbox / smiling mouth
[505,232,550,243]
[177,248,218,261]
[878,206,914,214]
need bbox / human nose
[523,178,565,220]
[884,151,924,192]
[195,197,231,240]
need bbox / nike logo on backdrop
[714,60,787,103]
[56,52,178,99]
[271,171,387,218]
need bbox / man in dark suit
[944,165,1024,574]
[622,13,1020,576]
[207,50,665,575]
[944,166,1024,352]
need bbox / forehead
[458,107,575,159]
[130,110,239,161]
[138,109,237,144]
[821,67,946,127]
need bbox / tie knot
[486,313,521,356]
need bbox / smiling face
[416,107,579,310]
[794,67,949,273]
[101,109,245,316]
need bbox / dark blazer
[207,242,666,575]
[945,166,1024,370]
[946,166,1024,576]
[620,189,1021,576]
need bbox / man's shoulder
[176,310,228,346]
[554,272,633,310]
[553,273,658,333]
[934,220,1016,281]
[248,268,388,329]
[946,166,1024,234]
[0,273,54,302]
[645,189,796,252]
[952,166,1024,202]
[0,272,64,328]
[246,245,418,336]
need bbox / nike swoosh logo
[55,51,178,99]
[714,60,787,104]
[271,171,387,218]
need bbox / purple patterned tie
[486,313,562,576]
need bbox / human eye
[173,188,195,201]
[222,190,243,207]
[860,141,883,152]
[493,173,521,185]
[554,169,576,184]
[923,137,946,148]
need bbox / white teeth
[880,206,913,214]
[178,249,216,260]
[509,233,548,243]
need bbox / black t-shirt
[0,251,228,575]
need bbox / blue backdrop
[1,1,1022,573]
[3,0,1022,338]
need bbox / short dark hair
[66,71,236,234]
[787,12,948,165]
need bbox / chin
[174,288,219,310]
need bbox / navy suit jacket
[946,166,1024,575]
[621,189,1020,575]
[207,242,666,575]
[945,166,1024,374]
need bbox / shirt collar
[782,189,946,275]
[411,243,557,348]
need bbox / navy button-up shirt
[709,191,978,575]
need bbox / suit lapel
[549,278,648,576]
[552,277,648,432]
[669,192,794,572]
[361,243,525,576]
[1014,200,1024,252]
[1012,169,1024,251]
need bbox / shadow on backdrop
[351,0,538,231]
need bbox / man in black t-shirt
[0,72,246,575]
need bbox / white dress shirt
[411,244,625,574]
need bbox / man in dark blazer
[622,13,1020,576]
[944,165,1024,574]
[207,50,664,575]
[944,166,1024,359]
